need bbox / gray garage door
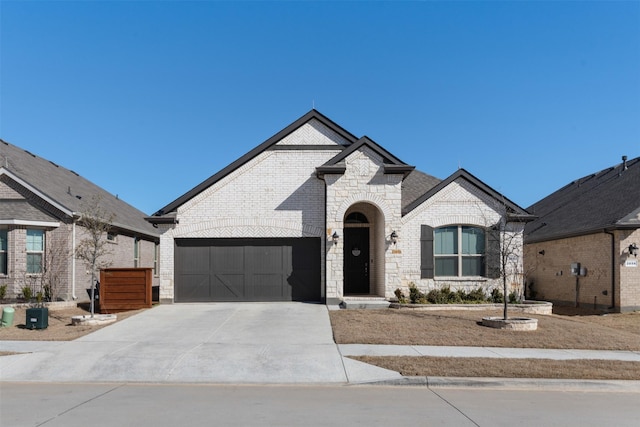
[174,238,321,302]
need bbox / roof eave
[152,110,358,216]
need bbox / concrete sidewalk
[339,344,640,361]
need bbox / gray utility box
[26,307,48,329]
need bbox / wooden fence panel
[99,268,153,313]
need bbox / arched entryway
[343,203,385,296]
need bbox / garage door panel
[175,238,320,302]
[211,274,245,300]
[248,246,283,273]
[175,275,210,302]
[211,246,245,271]
[251,273,287,300]
[176,246,210,274]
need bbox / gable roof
[0,139,158,239]
[525,156,640,243]
[151,109,358,217]
[147,110,528,224]
[315,136,415,178]
[402,168,534,219]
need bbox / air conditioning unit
[26,308,48,330]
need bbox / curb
[351,376,640,392]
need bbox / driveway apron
[0,303,354,384]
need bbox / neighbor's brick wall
[400,179,518,297]
[0,179,23,198]
[620,229,640,312]
[73,227,158,301]
[524,229,640,312]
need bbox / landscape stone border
[389,300,553,315]
[481,316,539,331]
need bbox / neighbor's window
[0,230,7,275]
[26,229,45,274]
[153,243,159,276]
[434,226,485,277]
[134,237,140,267]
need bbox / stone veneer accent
[324,147,403,300]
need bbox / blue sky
[1,1,639,215]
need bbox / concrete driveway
[0,303,399,384]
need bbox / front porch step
[340,297,390,310]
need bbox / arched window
[345,212,369,224]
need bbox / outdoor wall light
[629,243,639,257]
[538,250,545,256]
[390,230,398,244]
[332,231,339,245]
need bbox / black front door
[344,228,370,294]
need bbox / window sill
[434,277,488,282]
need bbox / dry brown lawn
[332,306,640,379]
[0,304,146,344]
[350,356,640,380]
[329,307,640,350]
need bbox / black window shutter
[486,226,501,279]
[420,225,434,278]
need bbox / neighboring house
[524,156,640,313]
[147,110,533,304]
[0,139,159,301]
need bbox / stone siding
[325,147,403,300]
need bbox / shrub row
[394,283,520,305]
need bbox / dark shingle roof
[401,170,441,213]
[0,139,158,238]
[0,199,58,222]
[525,156,640,243]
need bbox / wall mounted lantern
[332,231,339,245]
[390,230,398,244]
[629,243,639,257]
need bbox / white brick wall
[158,123,344,301]
[156,123,524,304]
[401,179,516,297]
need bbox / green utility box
[1,307,15,327]
[26,307,48,330]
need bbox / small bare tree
[481,198,533,321]
[75,196,114,317]
[41,232,71,303]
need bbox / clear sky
[1,1,638,215]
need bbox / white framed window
[134,237,140,267]
[26,229,45,274]
[153,243,159,276]
[0,229,7,275]
[434,226,485,277]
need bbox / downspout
[71,218,77,300]
[604,229,615,310]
